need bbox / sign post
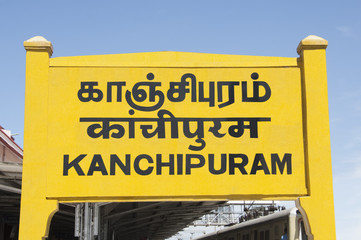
[20,36,336,239]
[21,37,58,239]
[296,36,336,239]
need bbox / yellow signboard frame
[19,36,335,239]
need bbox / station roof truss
[0,127,23,223]
[101,201,226,240]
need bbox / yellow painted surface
[296,36,336,239]
[19,35,336,239]
[20,37,58,240]
[50,51,298,67]
[46,63,306,199]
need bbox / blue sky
[1,1,360,239]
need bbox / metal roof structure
[0,126,23,239]
[101,201,226,240]
[193,208,298,240]
[0,126,22,201]
[49,201,226,239]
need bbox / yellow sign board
[20,36,335,239]
[47,61,305,199]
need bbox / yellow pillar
[19,36,58,240]
[296,35,336,239]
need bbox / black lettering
[125,74,165,112]
[199,82,215,107]
[190,74,197,102]
[250,153,270,174]
[110,154,130,175]
[156,154,175,175]
[167,74,190,102]
[183,120,206,151]
[208,120,226,138]
[177,154,183,175]
[86,120,125,139]
[63,154,86,176]
[134,154,154,175]
[271,153,292,174]
[229,154,248,174]
[107,82,126,102]
[185,154,205,175]
[242,73,271,102]
[208,154,227,174]
[217,82,239,108]
[228,119,263,138]
[87,154,108,176]
[188,138,206,151]
[77,82,103,102]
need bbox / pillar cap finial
[24,36,53,56]
[297,35,328,55]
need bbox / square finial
[297,35,328,55]
[24,36,53,56]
